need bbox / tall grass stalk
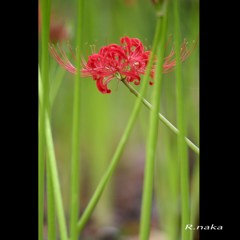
[154,129,179,240]
[38,82,45,240]
[165,134,179,240]
[43,2,57,237]
[38,81,45,240]
[190,160,199,240]
[39,68,68,240]
[46,160,56,239]
[139,1,168,239]
[38,97,45,240]
[77,15,163,234]
[39,0,51,239]
[70,0,84,239]
[173,1,191,239]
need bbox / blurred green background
[41,0,199,239]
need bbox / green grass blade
[39,68,68,240]
[46,160,57,240]
[39,0,51,238]
[38,97,45,240]
[69,0,84,239]
[173,1,191,239]
[139,1,168,239]
[190,160,199,240]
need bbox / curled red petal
[96,77,111,94]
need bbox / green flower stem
[46,159,56,240]
[45,114,68,240]
[70,1,84,239]
[76,15,163,234]
[139,2,168,239]
[47,82,57,240]
[190,160,199,240]
[39,1,51,239]
[173,1,191,240]
[39,68,68,240]
[38,95,45,240]
[165,134,179,240]
[122,80,199,155]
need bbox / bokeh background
[40,0,199,239]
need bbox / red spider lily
[49,36,196,94]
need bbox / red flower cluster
[81,37,151,93]
[49,36,196,94]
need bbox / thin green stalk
[46,160,56,239]
[173,1,191,240]
[122,80,199,155]
[190,160,199,240]
[70,0,84,239]
[77,15,163,234]
[45,114,69,240]
[47,65,67,240]
[139,2,168,239]
[47,97,56,239]
[40,0,51,110]
[165,135,179,240]
[154,130,179,240]
[38,99,45,240]
[39,1,51,239]
[39,68,68,240]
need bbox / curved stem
[77,16,164,234]
[122,79,199,155]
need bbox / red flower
[38,5,70,43]
[50,37,151,93]
[49,36,196,94]
[80,37,151,93]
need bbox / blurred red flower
[49,36,196,94]
[38,6,69,43]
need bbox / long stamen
[49,44,77,74]
[57,43,71,63]
[67,41,77,60]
